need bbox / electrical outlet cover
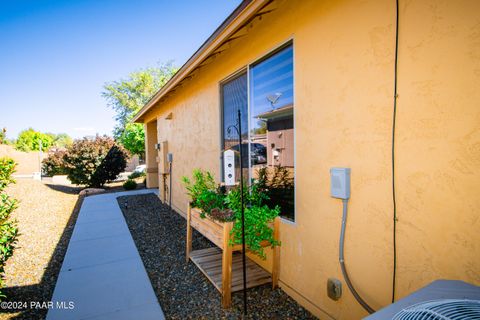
[327,278,342,301]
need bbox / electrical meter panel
[330,168,351,199]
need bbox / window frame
[219,68,248,182]
[219,39,296,225]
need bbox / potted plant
[182,169,280,258]
[182,169,281,308]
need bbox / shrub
[123,179,137,190]
[63,136,129,187]
[0,158,18,300]
[128,171,146,179]
[42,149,68,176]
[182,169,279,258]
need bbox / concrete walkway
[47,189,164,320]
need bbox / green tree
[0,158,18,300]
[102,62,177,155]
[14,128,53,152]
[118,123,145,157]
[50,133,73,148]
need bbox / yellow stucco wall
[142,0,480,318]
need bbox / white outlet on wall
[224,150,235,186]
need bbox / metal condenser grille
[393,299,480,320]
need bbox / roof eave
[132,0,271,123]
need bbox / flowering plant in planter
[182,169,280,258]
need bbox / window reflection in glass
[249,44,295,221]
[221,72,249,182]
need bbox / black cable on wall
[392,0,400,304]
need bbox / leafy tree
[63,136,129,187]
[253,121,267,135]
[50,133,73,148]
[0,158,18,300]
[14,128,53,152]
[102,62,177,155]
[118,123,145,157]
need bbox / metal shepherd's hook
[237,109,247,315]
[228,109,248,315]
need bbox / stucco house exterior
[133,0,480,318]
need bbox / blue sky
[0,0,240,139]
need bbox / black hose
[339,199,375,314]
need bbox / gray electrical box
[330,168,350,199]
[167,153,173,163]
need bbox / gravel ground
[118,193,317,320]
[0,178,143,320]
[0,179,82,320]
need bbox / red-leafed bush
[42,149,68,176]
[63,136,129,187]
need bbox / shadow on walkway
[2,193,84,319]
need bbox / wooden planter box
[186,204,280,308]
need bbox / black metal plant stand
[227,109,248,315]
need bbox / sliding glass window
[249,44,294,221]
[221,42,295,221]
[221,72,249,180]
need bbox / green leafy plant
[182,169,280,258]
[63,136,129,187]
[225,182,280,258]
[0,158,19,300]
[230,204,279,258]
[123,179,137,190]
[181,169,223,218]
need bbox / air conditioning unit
[364,280,480,320]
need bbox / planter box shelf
[186,204,280,308]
